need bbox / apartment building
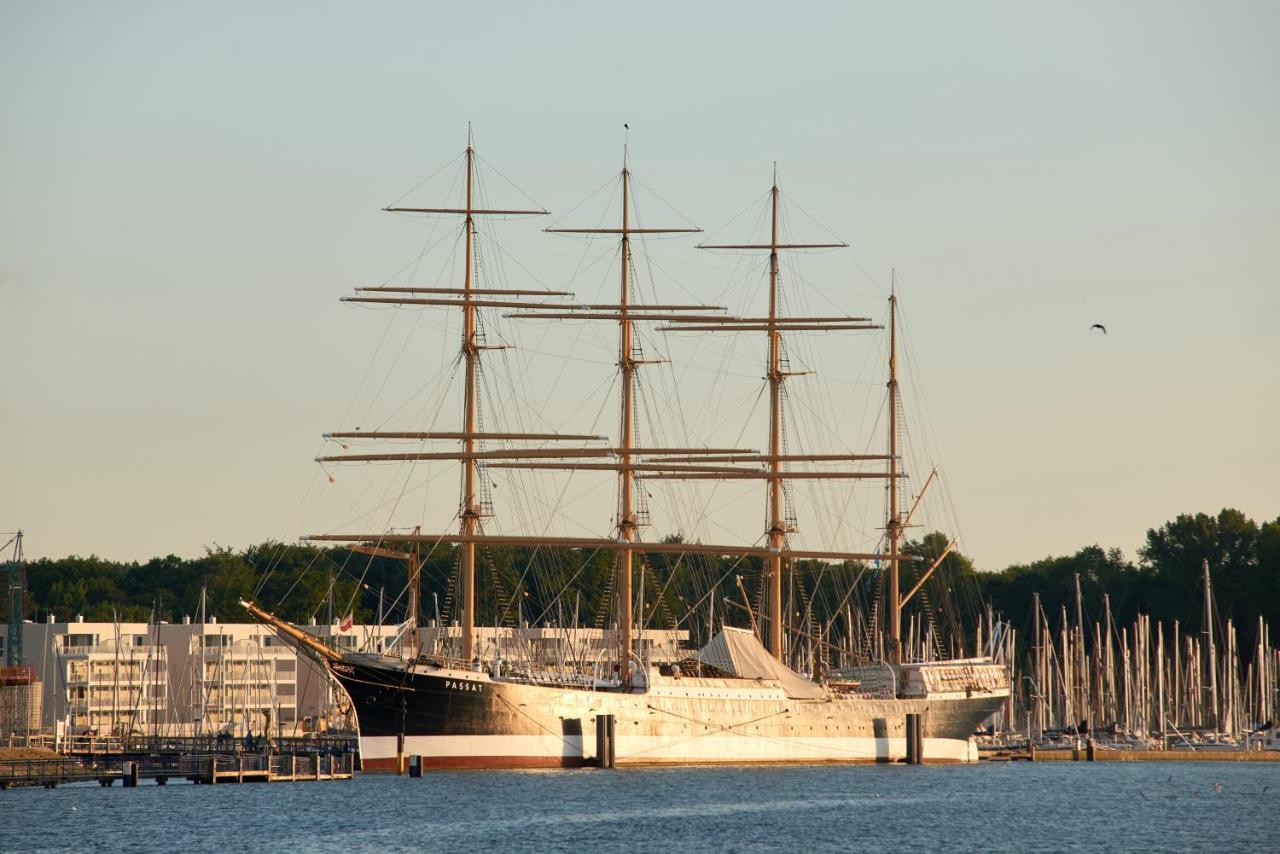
[2,616,690,736]
[11,617,168,736]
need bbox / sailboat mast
[618,155,636,685]
[886,286,902,664]
[459,132,480,665]
[1203,558,1218,732]
[765,172,785,661]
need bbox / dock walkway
[0,751,355,789]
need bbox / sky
[2,1,1277,570]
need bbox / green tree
[1139,509,1260,630]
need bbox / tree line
[5,508,1277,654]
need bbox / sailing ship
[245,129,1010,769]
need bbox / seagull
[1213,782,1223,794]
[1090,323,1107,334]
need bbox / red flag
[339,614,353,632]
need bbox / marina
[983,561,1280,757]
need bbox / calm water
[4,762,1277,853]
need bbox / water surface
[5,762,1276,852]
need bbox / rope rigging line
[383,151,466,210]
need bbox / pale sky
[3,1,1277,569]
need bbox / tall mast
[314,127,553,665]
[527,137,716,686]
[617,149,637,684]
[460,129,479,663]
[198,584,206,735]
[695,170,882,663]
[765,169,785,661]
[532,143,711,686]
[886,283,902,664]
[1203,558,1218,732]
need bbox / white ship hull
[331,655,1007,771]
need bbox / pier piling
[905,714,922,764]
[596,714,616,768]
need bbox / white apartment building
[2,617,691,736]
[159,617,299,737]
[12,618,169,736]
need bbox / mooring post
[905,714,920,765]
[1086,737,1096,762]
[595,714,615,768]
[409,754,422,778]
[397,732,406,776]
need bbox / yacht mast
[1203,558,1219,732]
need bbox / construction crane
[3,531,23,666]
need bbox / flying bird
[1090,324,1107,334]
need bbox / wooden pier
[0,750,354,789]
[979,741,1280,763]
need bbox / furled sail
[694,627,826,699]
